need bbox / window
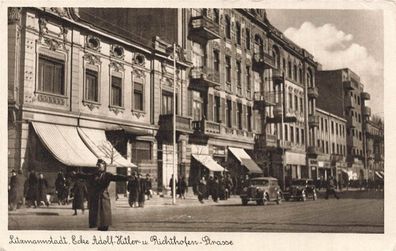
[290,126,294,143]
[85,69,98,102]
[301,129,304,144]
[335,122,338,135]
[294,95,298,111]
[359,131,362,140]
[331,121,334,134]
[296,127,300,144]
[246,28,251,50]
[337,144,340,154]
[246,66,251,94]
[325,119,328,132]
[289,93,293,109]
[213,9,220,23]
[237,103,242,129]
[38,55,65,95]
[225,56,231,83]
[111,76,122,107]
[162,91,175,115]
[317,139,320,147]
[213,50,220,72]
[214,96,220,123]
[284,125,288,141]
[133,83,144,111]
[191,91,201,120]
[247,106,252,131]
[357,96,360,105]
[358,114,361,123]
[293,64,297,80]
[226,100,232,128]
[225,15,231,39]
[282,58,286,71]
[132,141,151,163]
[299,68,303,83]
[287,61,292,78]
[300,97,303,113]
[325,141,329,154]
[236,22,241,45]
[321,117,324,131]
[236,61,242,94]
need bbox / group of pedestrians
[196,173,234,204]
[169,175,188,199]
[22,171,50,208]
[127,172,152,208]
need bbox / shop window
[38,55,65,95]
[132,141,152,163]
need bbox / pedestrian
[127,172,139,208]
[197,176,207,203]
[138,173,146,208]
[8,170,18,211]
[55,171,67,205]
[169,174,177,197]
[73,159,128,231]
[37,173,50,207]
[145,174,153,200]
[25,171,38,208]
[325,176,340,200]
[177,176,187,199]
[16,170,25,208]
[71,178,87,215]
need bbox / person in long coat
[138,173,147,208]
[8,170,18,211]
[25,171,38,208]
[197,176,207,203]
[127,172,139,208]
[37,173,49,207]
[73,159,128,231]
[145,174,153,200]
[71,179,88,215]
[177,176,187,199]
[55,172,67,205]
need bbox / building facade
[366,118,384,180]
[316,68,371,181]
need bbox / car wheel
[276,193,282,205]
[242,199,248,206]
[313,192,317,201]
[301,191,306,202]
[263,193,269,205]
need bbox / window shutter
[208,94,213,121]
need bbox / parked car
[284,179,317,201]
[240,177,283,205]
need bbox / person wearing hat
[72,159,128,231]
[8,170,18,211]
[127,171,139,208]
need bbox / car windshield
[250,179,269,186]
[291,180,307,186]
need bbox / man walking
[325,176,340,200]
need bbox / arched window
[272,45,280,69]
[225,15,231,39]
[254,34,263,54]
[236,22,241,45]
[307,68,313,87]
[213,9,219,23]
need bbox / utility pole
[172,43,177,205]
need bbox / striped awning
[32,122,98,167]
[228,147,262,174]
[78,127,136,168]
[192,154,225,172]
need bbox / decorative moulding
[109,61,125,72]
[84,52,101,65]
[82,100,100,111]
[109,106,124,115]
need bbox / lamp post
[281,72,286,191]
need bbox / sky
[266,10,384,118]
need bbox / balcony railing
[308,114,319,128]
[253,91,277,109]
[307,145,321,156]
[159,114,192,133]
[189,15,221,43]
[343,80,359,90]
[363,106,371,117]
[272,69,283,85]
[252,51,276,69]
[192,119,221,135]
[361,92,370,100]
[307,86,319,99]
[190,66,220,88]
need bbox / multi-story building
[78,8,321,189]
[315,108,347,182]
[7,7,193,193]
[366,118,384,180]
[316,68,371,180]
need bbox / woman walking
[71,178,87,215]
[73,159,128,231]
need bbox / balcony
[255,134,278,150]
[308,114,319,128]
[343,80,359,90]
[266,104,297,124]
[192,119,221,135]
[330,154,344,163]
[345,96,354,108]
[272,69,284,86]
[363,106,371,117]
[307,86,319,99]
[159,114,193,134]
[361,92,370,100]
[189,15,221,43]
[277,140,292,150]
[253,91,277,110]
[190,66,220,89]
[307,146,321,156]
[252,51,276,70]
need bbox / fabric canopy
[106,125,152,136]
[32,122,98,167]
[228,147,262,174]
[77,127,136,168]
[192,154,225,172]
[375,171,383,179]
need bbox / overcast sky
[266,9,384,118]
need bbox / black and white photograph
[3,2,395,251]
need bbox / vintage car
[283,179,317,201]
[240,177,283,205]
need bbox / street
[8,190,384,233]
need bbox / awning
[78,127,136,168]
[375,171,383,179]
[380,171,384,177]
[192,154,225,172]
[107,125,152,136]
[228,147,262,174]
[32,122,98,167]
